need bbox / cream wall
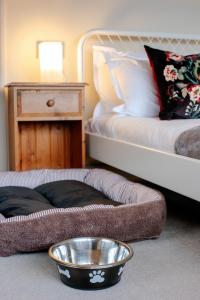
[0,0,200,170]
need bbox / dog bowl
[48,237,133,289]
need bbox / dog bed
[0,168,166,256]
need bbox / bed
[77,29,200,202]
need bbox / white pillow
[93,45,121,104]
[93,46,122,117]
[105,49,160,117]
[93,101,115,119]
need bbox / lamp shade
[38,41,64,82]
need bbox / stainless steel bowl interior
[49,237,133,268]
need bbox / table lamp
[38,41,64,82]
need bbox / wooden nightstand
[6,82,86,171]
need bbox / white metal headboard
[77,29,200,118]
[77,29,200,82]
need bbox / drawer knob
[46,99,55,107]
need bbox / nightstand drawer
[17,89,82,117]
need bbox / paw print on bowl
[89,270,105,283]
[118,266,124,276]
[58,266,71,278]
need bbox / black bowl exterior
[57,263,125,289]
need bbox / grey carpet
[0,192,200,300]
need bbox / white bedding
[87,113,200,154]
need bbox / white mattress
[87,113,200,154]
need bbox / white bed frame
[77,29,200,202]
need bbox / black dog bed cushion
[0,180,121,218]
[0,186,52,218]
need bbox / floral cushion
[144,45,200,120]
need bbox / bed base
[87,133,200,202]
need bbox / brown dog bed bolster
[0,169,166,256]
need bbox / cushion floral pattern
[145,45,200,120]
